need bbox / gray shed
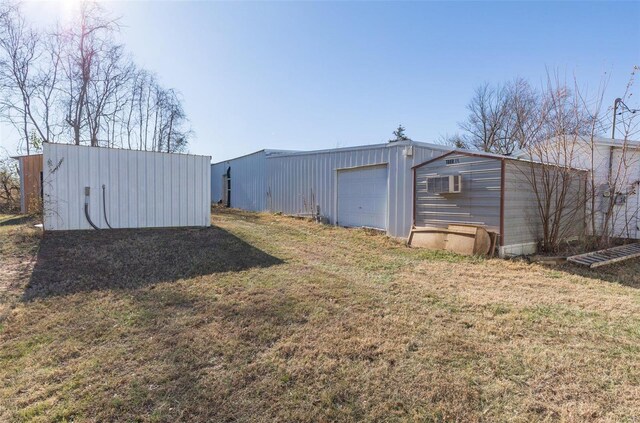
[412,150,587,257]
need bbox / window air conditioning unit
[426,175,462,194]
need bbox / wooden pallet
[567,243,640,268]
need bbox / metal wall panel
[414,154,502,232]
[266,146,389,222]
[43,143,211,230]
[209,143,448,238]
[265,143,447,237]
[503,161,586,247]
[210,150,267,211]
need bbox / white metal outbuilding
[43,143,211,231]
[211,141,450,238]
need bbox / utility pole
[612,98,622,139]
[612,97,639,139]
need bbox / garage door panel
[337,165,388,230]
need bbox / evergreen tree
[389,124,411,142]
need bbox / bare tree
[511,69,640,251]
[84,43,132,146]
[0,148,20,212]
[516,76,592,252]
[58,2,119,145]
[0,2,191,154]
[459,82,512,154]
[593,69,640,245]
[162,89,188,153]
[459,78,565,155]
[0,5,41,154]
[32,33,62,143]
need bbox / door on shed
[337,165,388,230]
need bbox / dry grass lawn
[1,208,640,422]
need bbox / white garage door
[337,165,388,230]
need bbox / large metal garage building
[211,140,450,238]
[212,140,588,257]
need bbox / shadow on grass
[23,225,283,301]
[0,215,35,226]
[545,261,640,289]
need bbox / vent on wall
[426,175,462,194]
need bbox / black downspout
[84,187,100,230]
[102,184,113,229]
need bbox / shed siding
[503,161,586,247]
[17,154,43,214]
[43,143,211,230]
[502,162,542,247]
[414,154,502,232]
[211,151,267,211]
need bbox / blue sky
[5,1,640,162]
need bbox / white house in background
[516,136,640,239]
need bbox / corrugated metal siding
[414,154,502,232]
[43,143,211,230]
[503,161,586,246]
[266,146,388,220]
[265,143,445,237]
[209,143,447,238]
[502,162,540,246]
[210,151,267,211]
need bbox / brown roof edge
[411,150,456,170]
[411,149,589,172]
[411,149,506,170]
[10,153,44,160]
